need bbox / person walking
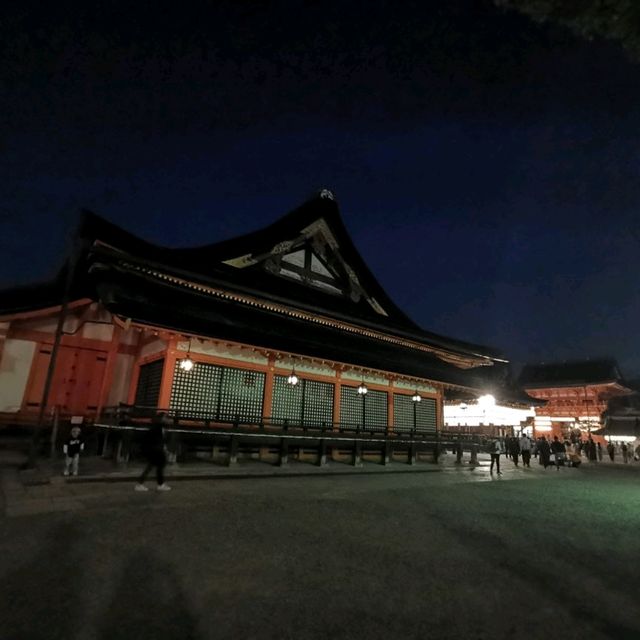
[550,436,566,470]
[519,433,532,468]
[508,436,520,467]
[607,441,615,462]
[135,412,171,492]
[538,437,551,469]
[489,436,505,475]
[597,441,603,462]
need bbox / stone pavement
[0,447,491,517]
[2,447,638,518]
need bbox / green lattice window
[134,359,164,407]
[393,394,437,434]
[218,368,265,422]
[170,362,265,422]
[340,386,388,431]
[271,376,334,428]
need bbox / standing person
[550,436,566,470]
[508,436,520,467]
[597,442,603,462]
[587,437,597,462]
[519,433,532,468]
[63,426,84,476]
[621,442,629,463]
[538,437,551,469]
[489,436,505,475]
[607,441,615,462]
[135,412,171,492]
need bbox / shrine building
[518,359,633,441]
[0,191,525,439]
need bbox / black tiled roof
[518,359,625,388]
[1,192,505,363]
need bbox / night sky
[2,1,640,377]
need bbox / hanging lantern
[357,382,368,395]
[179,338,194,372]
[412,391,422,402]
[179,356,194,372]
[287,370,299,386]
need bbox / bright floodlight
[477,394,496,408]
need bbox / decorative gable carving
[222,218,389,316]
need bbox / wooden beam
[262,354,275,421]
[96,326,122,416]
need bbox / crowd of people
[486,433,640,475]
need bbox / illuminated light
[179,357,194,372]
[535,425,552,432]
[477,394,496,408]
[179,338,195,372]
[287,370,299,386]
[357,382,368,395]
[412,392,422,402]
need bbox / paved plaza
[1,452,640,640]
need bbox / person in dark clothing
[550,436,566,470]
[489,437,505,475]
[587,437,597,462]
[597,441,603,461]
[135,412,171,492]
[538,437,551,469]
[607,441,615,462]
[63,426,85,476]
[508,436,520,466]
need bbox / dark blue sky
[2,1,640,376]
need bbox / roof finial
[319,188,335,200]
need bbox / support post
[317,439,327,466]
[278,438,289,466]
[227,435,239,466]
[27,237,82,468]
[469,443,479,465]
[49,405,60,459]
[409,442,417,465]
[382,440,392,465]
[352,439,362,466]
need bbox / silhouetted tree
[496,1,640,57]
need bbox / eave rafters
[113,260,495,370]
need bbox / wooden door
[24,345,108,416]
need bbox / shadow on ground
[98,548,200,640]
[1,521,84,640]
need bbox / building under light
[518,359,633,441]
[0,190,529,443]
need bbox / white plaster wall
[82,323,114,341]
[119,328,139,346]
[107,354,135,406]
[140,339,167,359]
[0,339,36,412]
[21,317,58,333]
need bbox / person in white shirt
[489,437,505,475]
[519,434,532,468]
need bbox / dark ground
[1,456,639,640]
